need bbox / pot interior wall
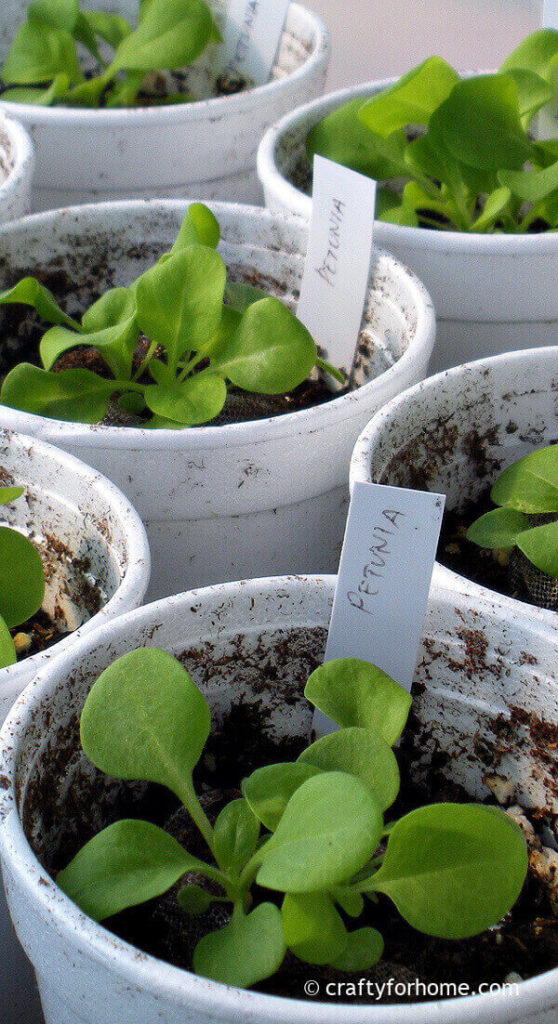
[16,589,558,883]
[0,206,415,386]
[369,361,558,513]
[0,2,314,102]
[0,123,14,188]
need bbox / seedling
[0,203,341,428]
[467,443,558,585]
[58,652,528,989]
[0,486,45,669]
[307,30,558,233]
[0,0,222,109]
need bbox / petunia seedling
[307,30,558,233]
[57,652,528,990]
[0,203,342,429]
[0,485,45,669]
[0,0,222,109]
[467,443,558,607]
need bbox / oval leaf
[0,487,24,506]
[0,365,114,424]
[243,762,322,832]
[298,727,400,812]
[144,375,226,425]
[282,892,347,965]
[0,615,16,670]
[0,527,45,629]
[213,798,260,875]
[466,507,530,550]
[516,519,558,577]
[331,927,384,972]
[2,22,82,86]
[112,0,213,72]
[304,658,412,746]
[491,445,558,512]
[193,903,286,988]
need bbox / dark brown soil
[10,608,67,661]
[438,492,555,612]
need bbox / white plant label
[543,0,558,28]
[315,481,445,735]
[297,156,377,391]
[216,0,290,86]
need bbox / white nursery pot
[0,1,329,211]
[1,574,558,1024]
[257,79,558,373]
[0,426,150,1024]
[351,345,558,630]
[0,112,33,223]
[0,200,435,600]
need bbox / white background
[304,0,540,90]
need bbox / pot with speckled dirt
[0,425,150,1024]
[0,199,435,600]
[350,345,558,630]
[0,112,33,223]
[257,78,558,374]
[0,0,329,211]
[1,574,558,1024]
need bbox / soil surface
[10,608,67,661]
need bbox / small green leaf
[177,884,217,914]
[0,615,16,670]
[298,727,400,812]
[81,11,131,49]
[500,28,558,85]
[466,507,530,549]
[80,647,210,801]
[0,278,80,330]
[503,68,553,122]
[332,888,364,917]
[2,22,82,86]
[0,527,45,629]
[470,187,513,232]
[282,892,347,965]
[111,0,214,73]
[499,158,558,203]
[257,772,383,893]
[0,73,70,106]
[211,297,317,395]
[27,0,79,31]
[433,74,531,172]
[213,798,260,875]
[57,819,204,921]
[516,519,558,577]
[40,294,138,379]
[357,56,460,138]
[306,97,404,180]
[242,762,322,832]
[193,904,286,988]
[186,204,220,248]
[331,927,384,972]
[366,803,528,939]
[224,281,268,313]
[143,376,227,425]
[304,658,412,746]
[491,445,558,512]
[0,487,24,506]
[0,365,114,424]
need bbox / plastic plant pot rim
[256,75,558,255]
[0,427,151,689]
[1,573,557,1024]
[0,197,435,451]
[0,3,328,128]
[0,114,33,206]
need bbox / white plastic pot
[351,345,558,630]
[0,425,150,1024]
[0,199,435,600]
[0,1,329,211]
[257,79,558,373]
[0,112,33,223]
[1,574,558,1024]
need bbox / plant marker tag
[215,0,290,86]
[543,1,558,28]
[314,481,445,736]
[297,156,377,392]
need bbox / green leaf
[40,288,138,379]
[503,69,553,122]
[516,519,558,577]
[332,888,364,917]
[0,527,45,629]
[357,57,460,138]
[499,159,558,203]
[0,615,16,670]
[366,803,528,939]
[0,487,24,506]
[186,203,220,249]
[500,28,558,85]
[57,819,205,921]
[306,98,407,179]
[466,507,530,550]
[2,22,82,86]
[111,0,214,73]
[304,658,412,746]
[143,376,227,425]
[0,365,114,423]
[177,883,217,914]
[470,187,513,232]
[193,904,286,988]
[224,281,268,313]
[298,727,400,812]
[282,892,347,965]
[81,11,131,49]
[135,246,226,370]
[432,74,531,172]
[331,927,384,972]
[80,647,211,802]
[27,0,79,31]
[211,297,317,395]
[0,73,71,106]
[242,762,322,832]
[213,799,260,875]
[491,445,558,512]
[0,278,80,330]
[256,772,383,893]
